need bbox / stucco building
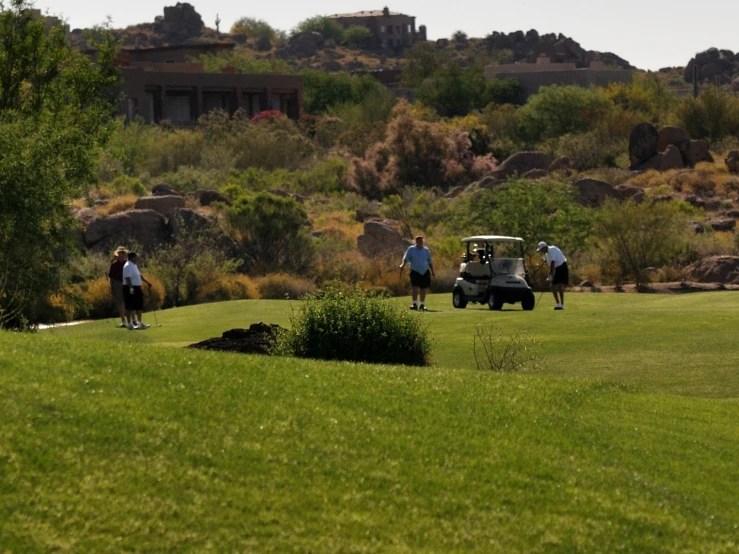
[486,56,633,100]
[110,44,303,125]
[329,7,426,50]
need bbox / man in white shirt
[399,236,435,311]
[122,252,153,330]
[537,242,568,311]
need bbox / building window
[380,25,386,33]
[407,24,411,33]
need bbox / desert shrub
[473,324,546,373]
[273,285,432,366]
[98,119,160,179]
[107,175,147,196]
[400,42,449,88]
[429,267,459,294]
[293,16,345,44]
[349,102,496,199]
[595,200,690,285]
[256,273,317,299]
[227,192,315,273]
[605,74,677,124]
[416,62,487,117]
[230,17,279,41]
[95,195,138,217]
[148,129,205,176]
[381,187,451,237]
[32,285,86,324]
[143,276,166,312]
[518,85,616,143]
[195,274,261,303]
[554,131,627,170]
[199,50,292,74]
[85,277,117,319]
[157,166,226,194]
[675,87,739,141]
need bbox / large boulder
[357,219,412,259]
[629,122,659,169]
[709,219,737,232]
[725,150,739,174]
[488,151,552,181]
[134,195,185,218]
[152,183,181,197]
[192,189,231,207]
[615,184,645,203]
[575,178,622,207]
[84,210,169,254]
[683,140,714,167]
[286,32,325,58]
[657,126,690,153]
[189,323,282,355]
[168,208,242,262]
[633,145,685,172]
[549,156,574,175]
[687,256,739,284]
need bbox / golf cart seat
[464,262,492,279]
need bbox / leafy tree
[517,85,615,142]
[483,77,524,106]
[226,192,314,273]
[0,2,118,328]
[605,74,676,124]
[343,25,372,48]
[400,42,449,87]
[230,17,279,41]
[300,70,386,114]
[293,16,345,43]
[595,200,688,285]
[458,179,593,261]
[416,63,486,117]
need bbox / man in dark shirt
[108,246,128,328]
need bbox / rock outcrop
[488,151,552,181]
[687,256,739,284]
[188,323,282,355]
[574,178,622,207]
[134,195,185,218]
[630,123,714,170]
[684,48,738,84]
[629,123,659,169]
[725,150,739,174]
[84,210,169,254]
[357,219,411,258]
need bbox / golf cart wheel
[487,292,503,311]
[522,292,535,311]
[452,288,467,309]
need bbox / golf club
[148,284,162,327]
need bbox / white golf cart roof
[462,236,524,244]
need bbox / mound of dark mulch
[188,323,282,355]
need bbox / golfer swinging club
[400,236,435,311]
[537,241,568,311]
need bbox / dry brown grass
[95,195,138,217]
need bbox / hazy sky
[37,0,737,71]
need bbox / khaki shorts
[111,280,125,304]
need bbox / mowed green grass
[1,293,738,553]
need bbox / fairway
[51,291,739,397]
[2,292,739,553]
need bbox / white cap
[537,241,548,252]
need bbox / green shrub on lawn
[274,285,432,366]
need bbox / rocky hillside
[684,48,739,88]
[69,3,634,73]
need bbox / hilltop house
[329,7,426,50]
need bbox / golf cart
[452,236,536,311]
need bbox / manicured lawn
[54,292,739,398]
[2,292,738,552]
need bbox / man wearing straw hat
[108,246,129,328]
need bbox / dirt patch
[188,323,282,355]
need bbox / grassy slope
[2,293,739,552]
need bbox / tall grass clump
[274,285,432,366]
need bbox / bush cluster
[274,285,432,366]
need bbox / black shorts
[123,286,144,311]
[552,262,569,286]
[410,270,431,289]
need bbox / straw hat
[114,246,128,255]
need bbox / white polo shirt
[122,261,143,286]
[546,245,567,268]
